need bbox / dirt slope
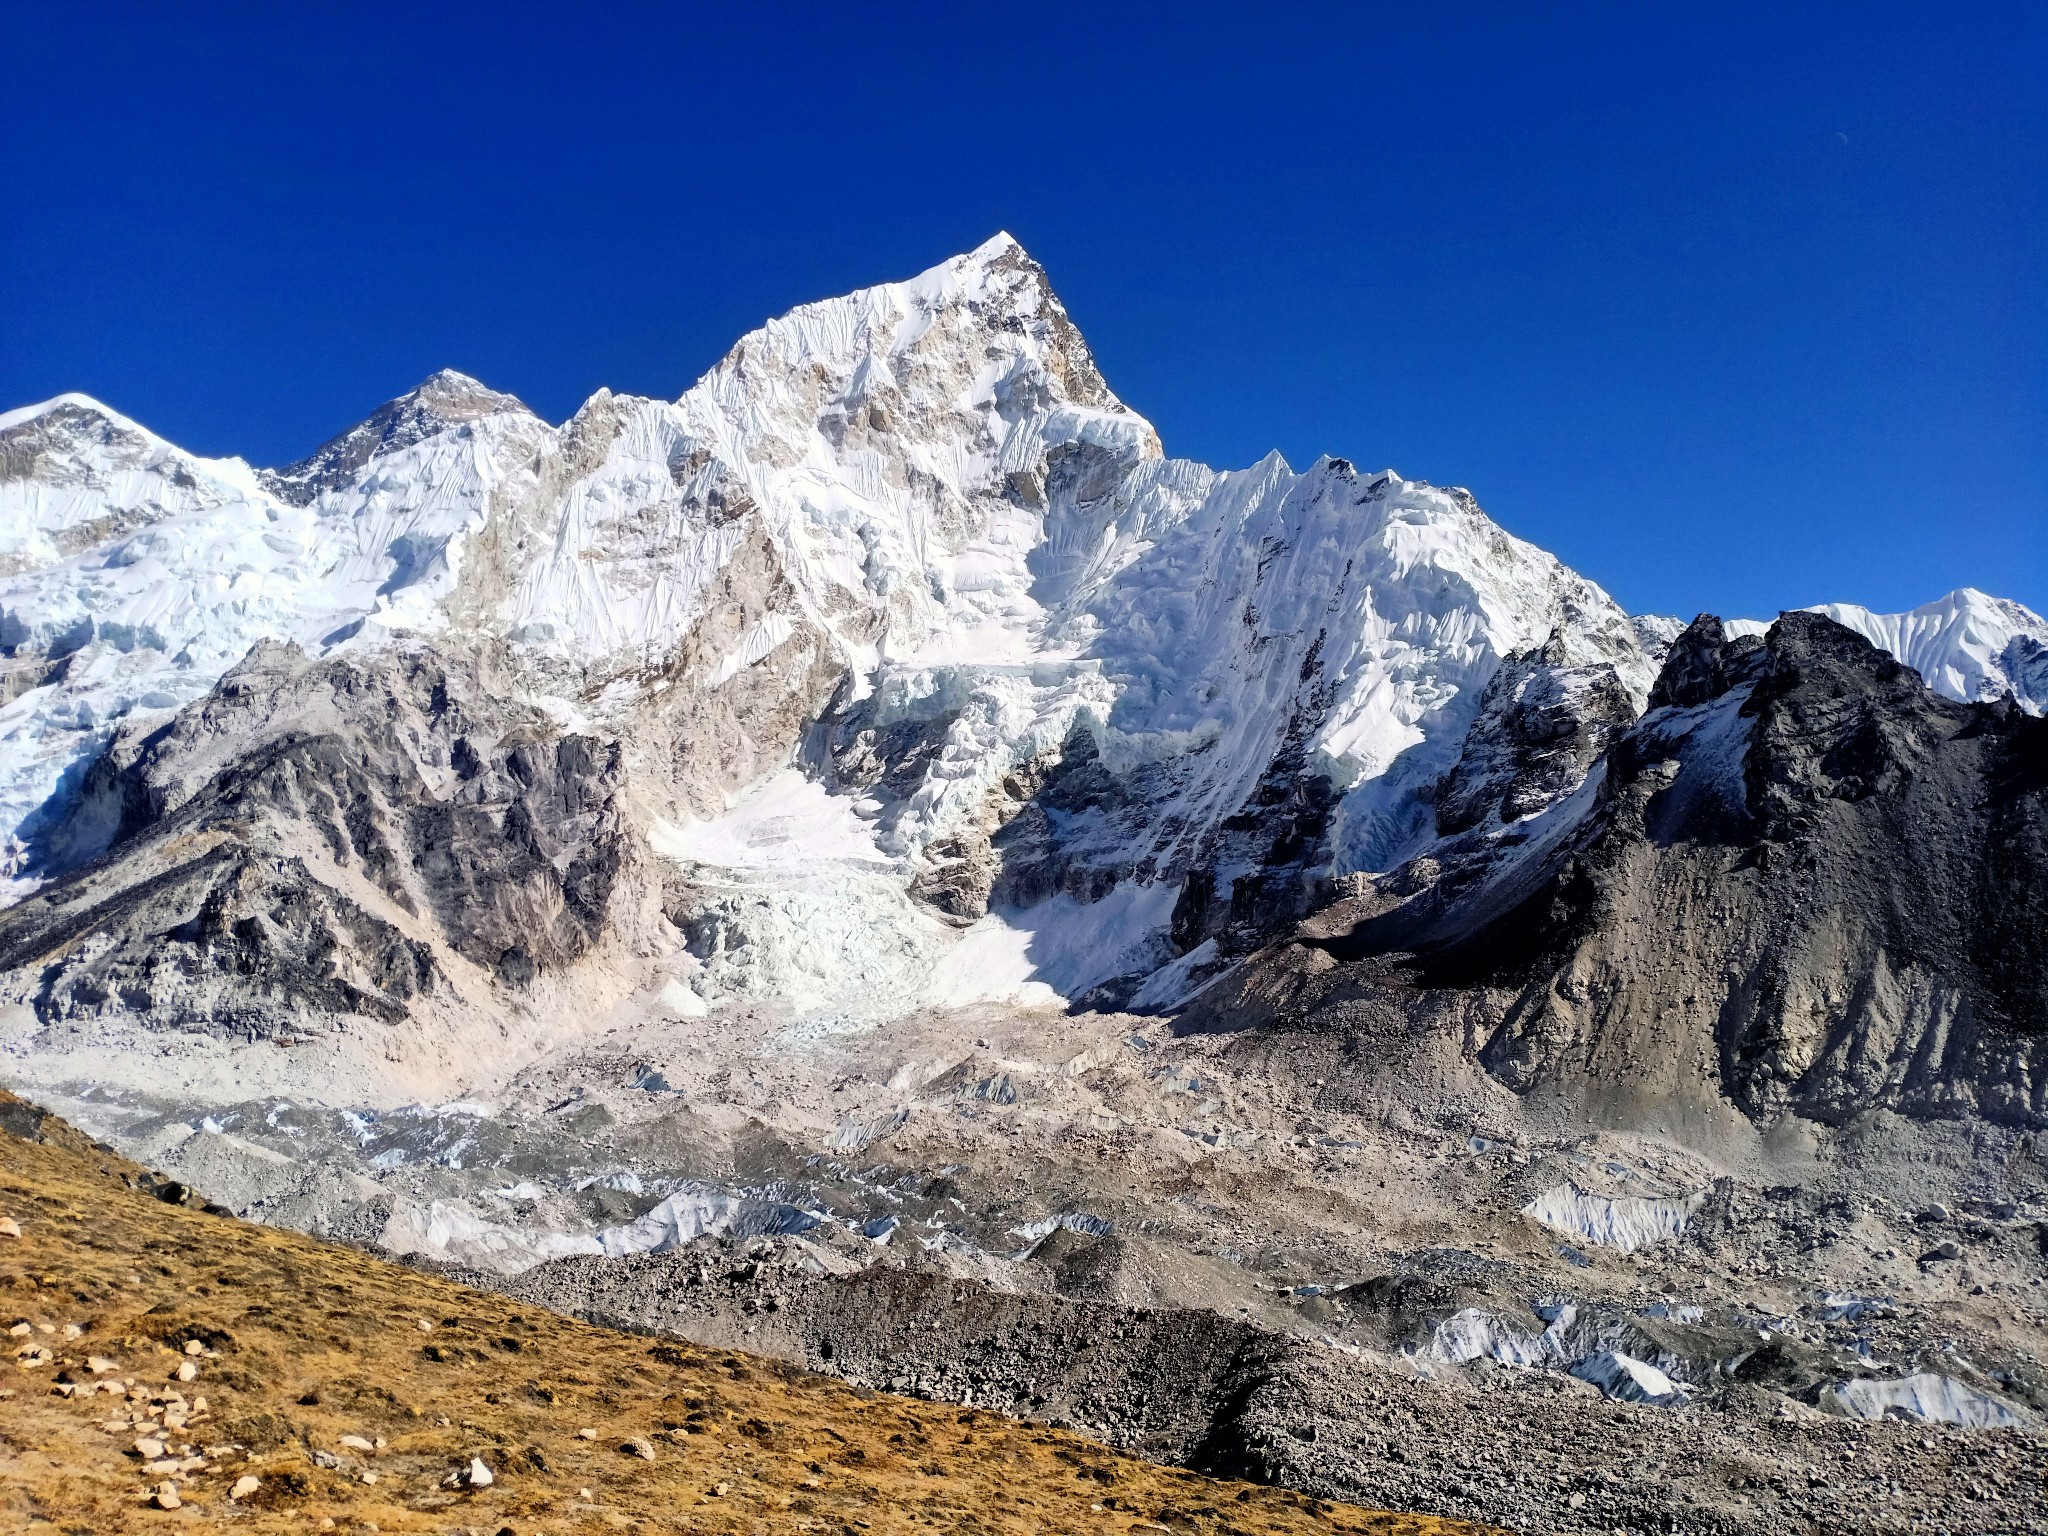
[0,1091,1497,1536]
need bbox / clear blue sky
[5,3,2042,620]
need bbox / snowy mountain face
[2,234,2045,1031]
[0,380,556,879]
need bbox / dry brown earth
[0,1091,1499,1536]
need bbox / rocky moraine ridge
[1,239,2046,1534]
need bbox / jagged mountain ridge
[0,235,1662,1030]
[0,235,2044,1041]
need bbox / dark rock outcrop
[990,729,1142,911]
[1169,632,1342,961]
[1644,613,1767,711]
[1432,633,1636,837]
[1299,610,2048,1128]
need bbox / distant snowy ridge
[1727,587,2048,713]
[2,234,2041,1017]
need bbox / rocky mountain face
[0,640,652,1048]
[1268,610,2048,1132]
[1430,632,1637,838]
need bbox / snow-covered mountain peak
[698,233,1134,430]
[0,390,145,438]
[492,236,1163,691]
[259,368,537,507]
[966,228,1025,259]
[1,391,219,484]
[0,392,267,580]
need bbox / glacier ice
[595,1184,822,1257]
[1520,1183,1704,1253]
[1569,1350,1688,1406]
[1822,1372,2030,1429]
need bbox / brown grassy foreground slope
[0,1091,1502,1536]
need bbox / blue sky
[5,3,2042,619]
